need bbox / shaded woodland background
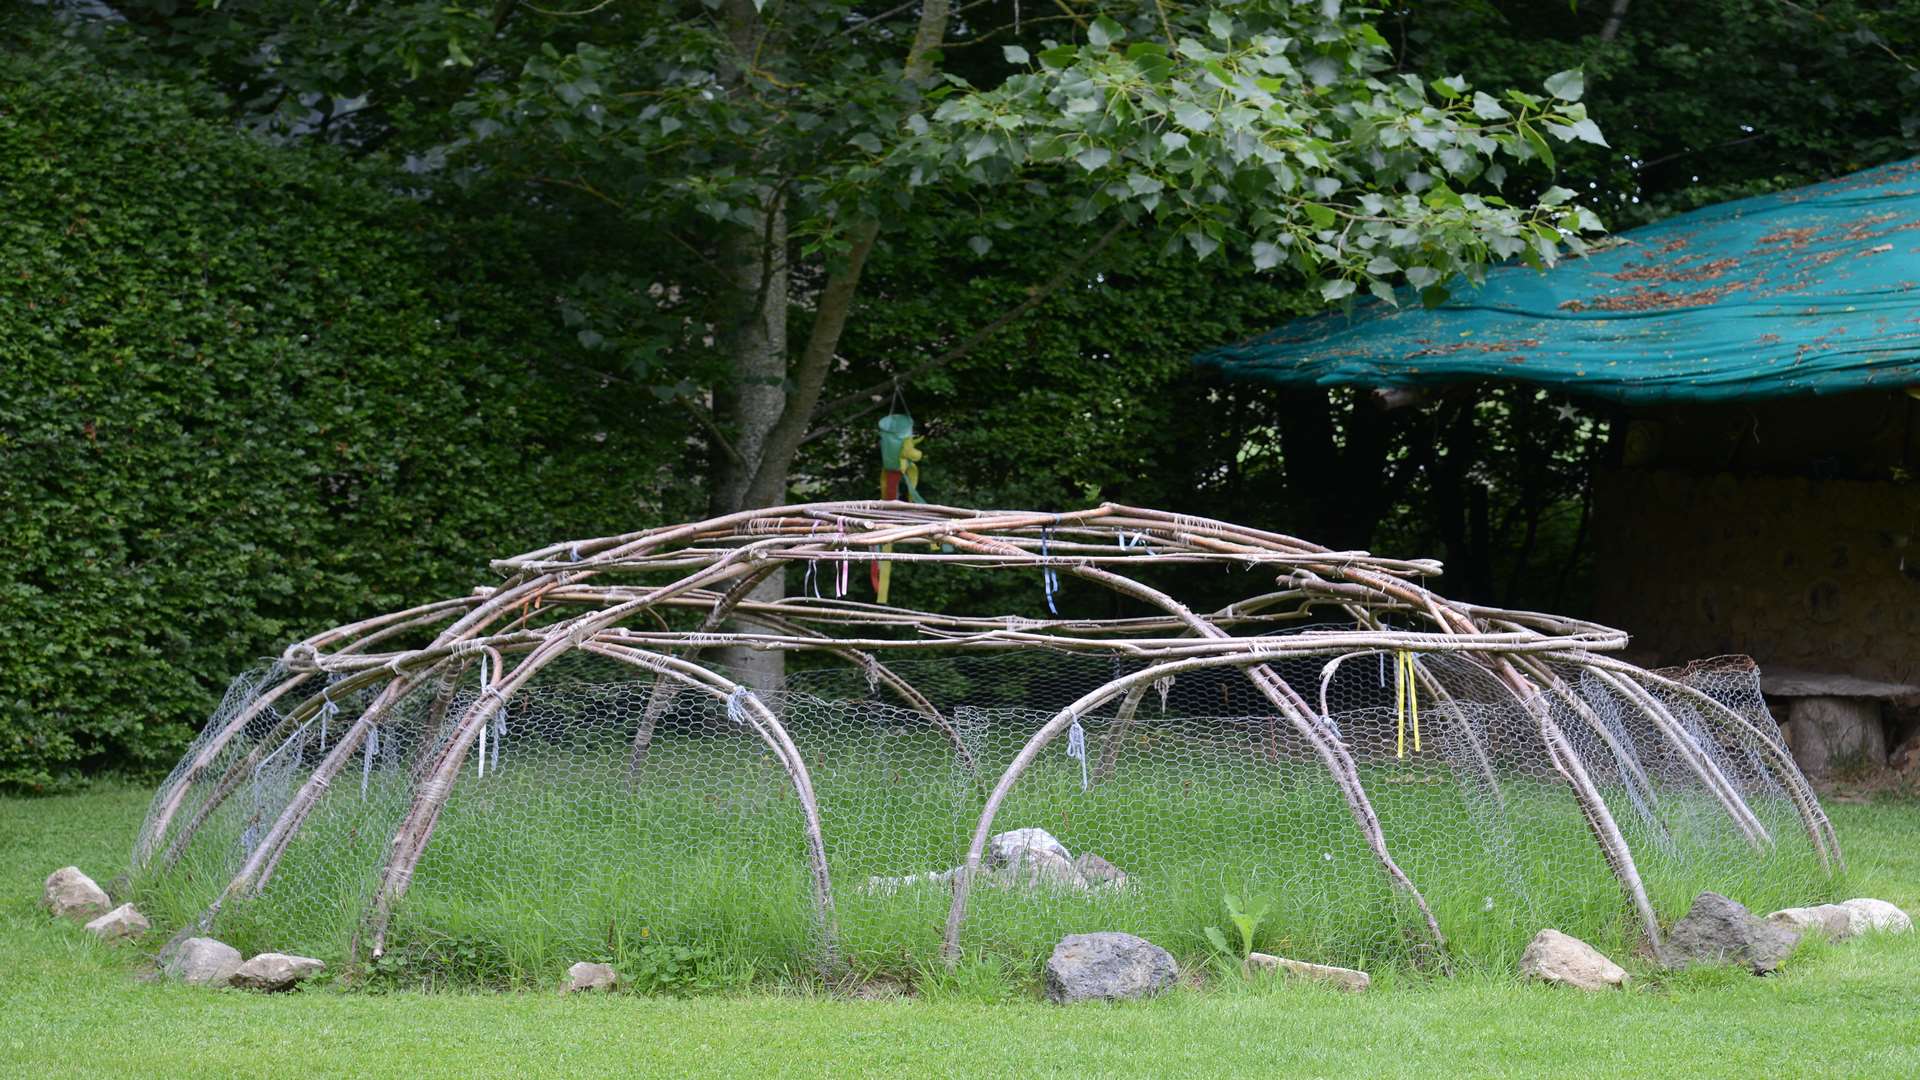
[4,0,1917,788]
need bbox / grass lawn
[4,784,1917,1078]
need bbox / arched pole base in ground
[350,636,842,971]
[940,649,1453,965]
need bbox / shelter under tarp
[1198,158,1920,401]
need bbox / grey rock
[987,828,1073,868]
[860,868,959,896]
[1785,696,1886,777]
[1244,951,1371,992]
[986,828,1083,890]
[1765,904,1854,941]
[864,831,1125,897]
[230,953,326,992]
[1667,892,1800,974]
[1838,898,1913,936]
[83,904,150,943]
[994,848,1083,890]
[163,937,245,986]
[1044,932,1177,1003]
[564,961,618,993]
[1073,852,1129,889]
[42,866,111,922]
[1516,929,1627,990]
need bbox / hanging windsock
[873,412,926,603]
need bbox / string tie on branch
[1065,713,1088,792]
[1040,526,1060,614]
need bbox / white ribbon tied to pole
[319,691,339,751]
[726,687,756,729]
[1066,716,1088,792]
[361,724,380,799]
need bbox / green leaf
[1088,16,1125,49]
[967,235,991,256]
[1184,227,1220,260]
[1002,45,1030,65]
[1543,69,1585,102]
[1321,278,1357,301]
[1303,203,1337,230]
[1203,926,1232,956]
[1566,118,1608,146]
[1521,125,1556,169]
[848,132,882,154]
[1471,92,1510,120]
[1207,10,1234,41]
[1172,102,1214,132]
[1038,45,1078,69]
[1075,147,1112,172]
[1251,240,1283,270]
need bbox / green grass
[3,784,1918,1077]
[126,721,1832,986]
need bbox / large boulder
[1765,905,1855,941]
[42,866,111,922]
[987,827,1071,866]
[1244,952,1370,992]
[1073,852,1129,889]
[987,828,1081,890]
[163,938,246,987]
[83,904,150,943]
[1667,892,1800,974]
[862,830,1134,896]
[564,962,619,993]
[1517,929,1627,990]
[230,953,326,992]
[1838,898,1913,936]
[1044,932,1178,1003]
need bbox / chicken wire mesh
[129,502,1839,983]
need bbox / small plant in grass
[1202,890,1272,973]
[610,926,755,996]
[913,950,1022,1004]
[360,931,518,992]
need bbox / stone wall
[1592,468,1920,685]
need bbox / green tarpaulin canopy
[1197,158,1920,402]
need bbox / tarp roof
[1197,158,1920,403]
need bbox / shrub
[0,36,688,790]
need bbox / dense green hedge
[0,41,688,790]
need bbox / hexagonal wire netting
[131,503,1839,983]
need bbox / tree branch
[680,393,749,466]
[802,218,1128,438]
[1598,0,1630,42]
[738,221,880,507]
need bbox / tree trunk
[698,0,955,692]
[708,199,791,694]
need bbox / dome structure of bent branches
[133,502,1840,981]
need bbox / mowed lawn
[3,786,1917,1079]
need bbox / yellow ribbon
[1395,651,1420,758]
